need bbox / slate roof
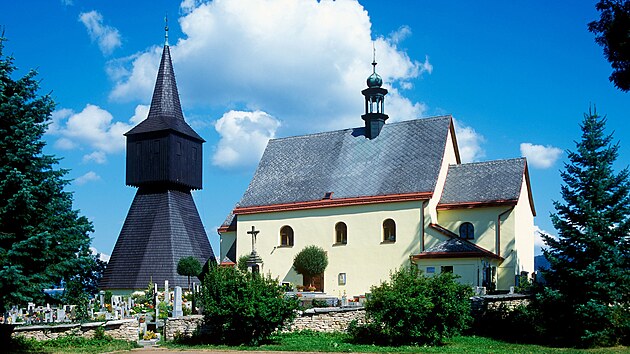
[412,223,502,260]
[100,188,215,289]
[236,116,454,208]
[125,45,203,142]
[439,158,526,206]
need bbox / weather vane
[372,41,377,73]
[164,14,169,46]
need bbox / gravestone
[173,286,183,317]
[56,309,66,322]
[155,283,160,320]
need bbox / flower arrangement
[143,330,157,340]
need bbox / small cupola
[361,48,388,139]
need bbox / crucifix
[247,226,260,252]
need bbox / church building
[218,58,535,297]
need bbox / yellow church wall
[219,230,236,262]
[414,258,485,286]
[433,206,524,290]
[233,200,426,297]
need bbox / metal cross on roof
[247,226,260,252]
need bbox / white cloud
[129,104,150,125]
[108,0,431,136]
[75,171,101,186]
[212,110,280,168]
[90,247,110,262]
[54,137,77,150]
[78,11,121,55]
[389,25,412,44]
[520,143,563,169]
[83,151,107,164]
[453,119,485,163]
[48,104,147,163]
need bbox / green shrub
[198,265,299,345]
[349,266,473,346]
[472,302,542,343]
[237,254,250,273]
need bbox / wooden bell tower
[100,26,214,291]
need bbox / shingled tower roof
[125,44,203,142]
[100,31,214,290]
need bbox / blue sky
[2,0,628,258]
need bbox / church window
[280,225,294,246]
[441,265,454,274]
[383,219,396,242]
[176,141,182,156]
[459,222,474,240]
[335,222,347,244]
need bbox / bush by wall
[349,266,473,346]
[197,266,299,345]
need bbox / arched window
[383,219,396,242]
[459,222,474,240]
[335,222,347,244]
[280,226,294,246]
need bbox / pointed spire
[147,38,184,122]
[125,23,204,142]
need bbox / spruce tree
[0,36,95,313]
[539,108,630,347]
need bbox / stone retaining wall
[471,294,532,317]
[164,315,204,340]
[289,307,365,332]
[11,319,138,342]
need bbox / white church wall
[427,126,459,223]
[233,200,425,297]
[513,177,535,277]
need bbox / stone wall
[163,308,366,340]
[471,294,532,318]
[11,319,138,342]
[164,315,204,340]
[289,307,365,332]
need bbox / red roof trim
[217,225,232,233]
[436,200,518,210]
[233,192,432,215]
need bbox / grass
[7,335,139,353]
[163,331,630,353]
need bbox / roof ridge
[270,115,452,143]
[453,157,526,167]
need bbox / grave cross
[247,226,260,252]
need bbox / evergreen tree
[589,0,630,92]
[539,108,630,347]
[0,36,95,312]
